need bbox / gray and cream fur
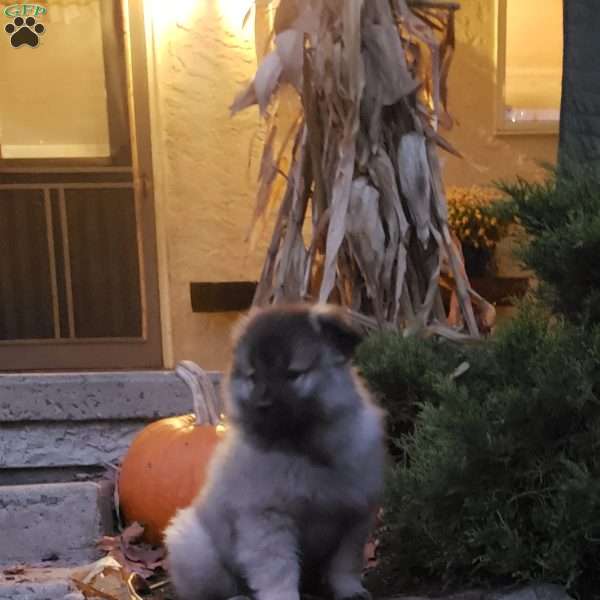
[164,304,385,600]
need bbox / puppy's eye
[286,369,306,381]
[235,368,255,382]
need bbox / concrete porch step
[0,481,114,567]
[0,566,83,600]
[0,368,223,472]
[0,369,222,422]
[0,365,222,569]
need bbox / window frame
[495,0,561,136]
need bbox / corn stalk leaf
[398,132,433,248]
[231,0,487,340]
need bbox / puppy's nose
[255,398,273,409]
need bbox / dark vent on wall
[190,282,257,313]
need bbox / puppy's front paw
[330,577,371,600]
[338,591,371,600]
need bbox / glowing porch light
[149,0,254,44]
[149,0,200,37]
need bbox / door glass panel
[0,0,111,158]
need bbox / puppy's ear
[310,305,363,360]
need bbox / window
[0,0,130,163]
[496,0,563,134]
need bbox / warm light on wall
[217,0,252,37]
[149,0,253,40]
[149,0,200,37]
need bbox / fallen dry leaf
[2,566,25,576]
[73,580,119,600]
[98,522,166,580]
[72,556,140,600]
[120,523,144,546]
[73,556,123,584]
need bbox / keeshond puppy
[165,303,385,600]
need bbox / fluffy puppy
[165,303,385,600]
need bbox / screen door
[0,0,162,370]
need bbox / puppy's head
[226,303,363,441]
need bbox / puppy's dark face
[227,304,363,444]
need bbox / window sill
[495,124,559,137]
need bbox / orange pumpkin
[118,363,226,545]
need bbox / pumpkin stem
[175,361,222,426]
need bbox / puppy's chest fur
[222,436,371,509]
[226,440,370,561]
[286,455,366,562]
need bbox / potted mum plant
[446,186,512,278]
[445,185,530,312]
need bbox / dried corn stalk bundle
[232,0,490,338]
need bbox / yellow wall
[148,0,267,370]
[148,0,558,370]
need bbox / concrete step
[0,364,222,569]
[0,367,223,472]
[0,369,222,422]
[0,481,114,567]
[0,566,85,600]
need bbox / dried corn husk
[232,0,491,338]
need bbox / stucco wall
[148,0,558,370]
[149,1,267,369]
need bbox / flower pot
[462,244,495,278]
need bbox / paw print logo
[5,16,45,48]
